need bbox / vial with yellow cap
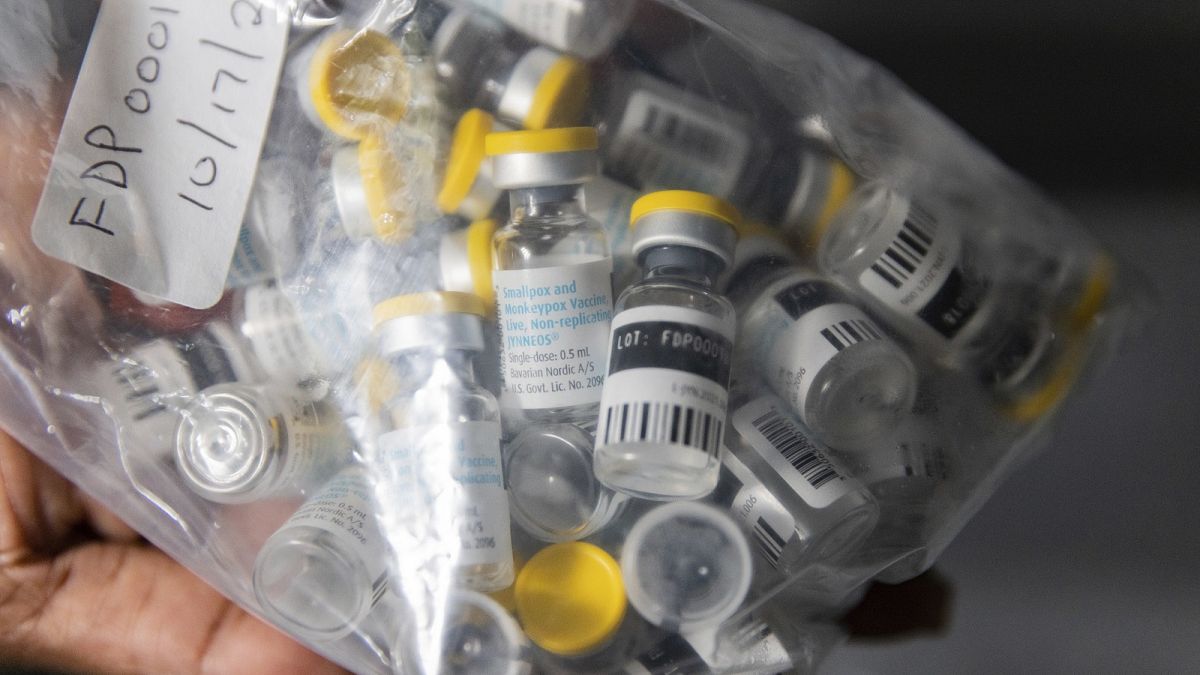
[290,28,409,141]
[487,127,615,428]
[393,589,532,675]
[814,183,1065,416]
[445,0,636,60]
[174,383,352,503]
[331,134,416,242]
[514,542,636,670]
[725,228,917,451]
[593,190,739,501]
[370,291,514,592]
[439,109,642,289]
[433,9,589,130]
[746,136,858,243]
[253,466,392,643]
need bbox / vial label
[856,199,986,341]
[493,257,614,409]
[860,438,950,486]
[610,88,751,199]
[731,397,852,509]
[281,468,390,606]
[629,632,709,674]
[595,305,734,456]
[177,322,256,390]
[267,399,350,495]
[30,0,289,308]
[376,421,512,568]
[714,452,799,571]
[226,223,272,288]
[764,278,888,419]
[240,283,322,384]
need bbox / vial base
[594,442,719,501]
[803,340,918,452]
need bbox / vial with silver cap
[717,391,878,574]
[725,226,917,451]
[370,292,514,592]
[486,127,615,428]
[174,382,352,503]
[445,0,636,60]
[620,501,753,634]
[593,190,739,501]
[438,109,641,289]
[433,9,589,130]
[810,183,1078,419]
[504,422,628,542]
[395,589,532,675]
[253,466,392,643]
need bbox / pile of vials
[86,1,1116,673]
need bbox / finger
[0,431,85,562]
[1,541,348,675]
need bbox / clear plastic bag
[0,1,1148,672]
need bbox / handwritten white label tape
[32,1,289,309]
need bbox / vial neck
[397,350,477,386]
[641,246,724,289]
[509,185,585,221]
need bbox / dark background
[757,2,1200,672]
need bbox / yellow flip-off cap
[372,291,488,327]
[439,109,496,214]
[485,127,598,156]
[514,542,625,656]
[1069,254,1114,331]
[1004,339,1088,423]
[525,56,590,130]
[807,159,857,248]
[309,29,408,141]
[630,190,743,231]
[353,358,401,410]
[358,134,410,241]
[466,219,497,304]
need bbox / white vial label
[240,284,323,384]
[731,397,853,509]
[766,302,886,421]
[719,451,799,571]
[31,1,288,309]
[493,257,614,409]
[611,88,751,198]
[595,305,733,455]
[856,199,985,342]
[226,223,272,288]
[282,469,389,603]
[377,422,511,568]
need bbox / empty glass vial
[290,28,409,140]
[513,542,631,666]
[726,229,918,451]
[433,9,589,129]
[446,0,636,60]
[487,127,615,428]
[396,589,532,675]
[254,466,391,643]
[504,422,628,542]
[594,191,740,501]
[813,183,1065,412]
[621,501,753,634]
[598,69,755,200]
[718,393,879,571]
[174,383,351,503]
[371,291,514,592]
[331,134,417,242]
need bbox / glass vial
[718,393,879,571]
[504,422,628,542]
[621,501,752,633]
[747,138,857,244]
[371,292,514,592]
[448,0,636,60]
[726,230,918,451]
[487,127,615,428]
[290,28,409,141]
[330,133,417,242]
[598,69,755,200]
[253,466,391,643]
[231,281,329,396]
[439,109,642,289]
[226,159,301,289]
[433,9,589,129]
[396,589,532,675]
[175,383,351,503]
[594,191,740,501]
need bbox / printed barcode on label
[752,516,788,569]
[114,361,167,421]
[820,318,882,351]
[602,401,724,455]
[751,408,842,489]
[870,204,937,289]
[640,102,734,164]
